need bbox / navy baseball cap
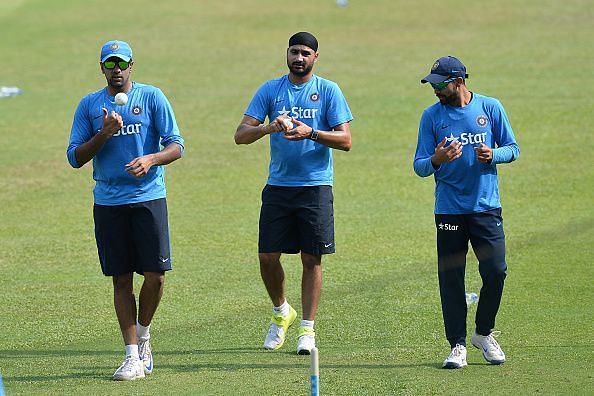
[100,40,133,63]
[421,56,468,84]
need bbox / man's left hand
[283,119,312,141]
[474,143,493,163]
[125,154,155,178]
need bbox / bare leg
[138,271,165,327]
[301,252,322,321]
[113,273,137,345]
[259,252,285,306]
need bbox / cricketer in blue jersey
[413,56,520,369]
[235,32,353,355]
[66,40,184,381]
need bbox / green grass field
[1,0,593,394]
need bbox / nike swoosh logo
[160,257,169,263]
[496,222,502,226]
[275,98,284,103]
[324,243,333,248]
[441,124,449,129]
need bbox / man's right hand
[431,137,462,167]
[100,107,124,137]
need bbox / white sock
[301,319,314,329]
[125,344,139,359]
[273,300,290,317]
[137,321,151,341]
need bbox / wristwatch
[309,127,319,141]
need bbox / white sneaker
[113,356,145,381]
[442,344,467,369]
[263,306,297,350]
[139,338,153,375]
[296,326,316,355]
[471,331,506,364]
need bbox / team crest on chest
[476,115,488,127]
[132,105,142,115]
[310,92,319,102]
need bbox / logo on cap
[110,43,119,51]
[431,61,440,71]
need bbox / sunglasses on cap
[430,77,457,91]
[103,59,131,70]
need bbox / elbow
[67,151,81,168]
[340,136,352,152]
[234,129,245,145]
[514,145,520,160]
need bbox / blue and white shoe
[471,331,506,364]
[113,356,145,381]
[442,344,467,369]
[139,338,153,375]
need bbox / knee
[259,253,280,269]
[112,273,133,292]
[480,261,507,279]
[301,254,321,271]
[144,272,165,288]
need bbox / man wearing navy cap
[67,40,184,380]
[413,56,520,368]
[235,32,353,355]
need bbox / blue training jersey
[67,82,184,205]
[245,74,353,186]
[413,93,519,214]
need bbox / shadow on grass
[0,347,431,382]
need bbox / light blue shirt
[67,82,184,205]
[245,74,353,186]
[413,93,519,214]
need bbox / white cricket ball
[283,118,294,130]
[114,92,128,106]
[336,0,348,7]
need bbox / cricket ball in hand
[114,92,128,106]
[283,118,294,130]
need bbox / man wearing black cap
[235,32,353,355]
[413,56,520,368]
[67,40,184,380]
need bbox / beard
[288,61,313,77]
[107,73,127,89]
[437,87,458,106]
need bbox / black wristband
[309,128,319,141]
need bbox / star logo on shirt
[277,106,290,116]
[445,133,459,143]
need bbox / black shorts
[93,198,172,276]
[259,185,335,256]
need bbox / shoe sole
[113,373,145,381]
[297,349,311,355]
[442,362,467,369]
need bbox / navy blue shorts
[259,185,335,256]
[93,198,172,276]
